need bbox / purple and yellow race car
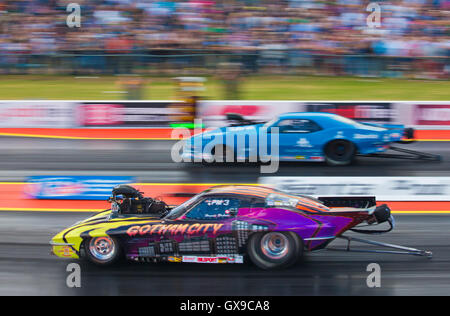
[51,185,431,269]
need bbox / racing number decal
[205,199,230,206]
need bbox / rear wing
[226,113,266,127]
[361,122,414,140]
[318,196,376,209]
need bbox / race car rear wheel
[324,140,356,166]
[247,232,303,270]
[85,236,121,266]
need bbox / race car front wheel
[247,232,303,270]
[85,236,121,266]
[324,140,356,166]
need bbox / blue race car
[182,112,437,166]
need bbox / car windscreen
[164,195,201,220]
[333,115,366,128]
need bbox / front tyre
[211,145,234,163]
[324,140,356,166]
[85,236,121,266]
[247,232,303,270]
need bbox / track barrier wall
[0,101,448,212]
[0,101,449,140]
[0,178,449,213]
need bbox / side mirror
[228,208,238,216]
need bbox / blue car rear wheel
[324,140,356,166]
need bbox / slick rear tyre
[324,140,356,166]
[247,232,303,270]
[85,236,121,266]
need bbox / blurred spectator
[0,0,447,78]
[117,75,145,100]
[218,62,242,99]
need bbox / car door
[274,119,324,160]
[170,195,242,257]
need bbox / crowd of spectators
[0,0,448,77]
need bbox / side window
[185,197,241,220]
[277,119,322,133]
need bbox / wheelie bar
[364,146,441,161]
[328,235,433,258]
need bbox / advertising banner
[259,177,450,201]
[197,101,300,128]
[0,101,448,129]
[304,102,396,123]
[25,176,135,200]
[413,103,450,126]
[0,102,74,128]
[76,101,182,127]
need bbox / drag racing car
[182,112,439,165]
[51,185,431,269]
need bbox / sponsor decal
[56,246,75,258]
[167,256,182,263]
[204,213,232,219]
[181,256,243,264]
[182,256,197,263]
[126,223,224,237]
[197,257,219,263]
[296,138,313,148]
[281,155,323,161]
[354,133,379,140]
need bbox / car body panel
[182,112,407,162]
[51,186,375,263]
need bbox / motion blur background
[0,0,448,100]
[0,0,450,296]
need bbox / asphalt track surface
[0,137,449,296]
[0,212,448,296]
[0,137,448,181]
